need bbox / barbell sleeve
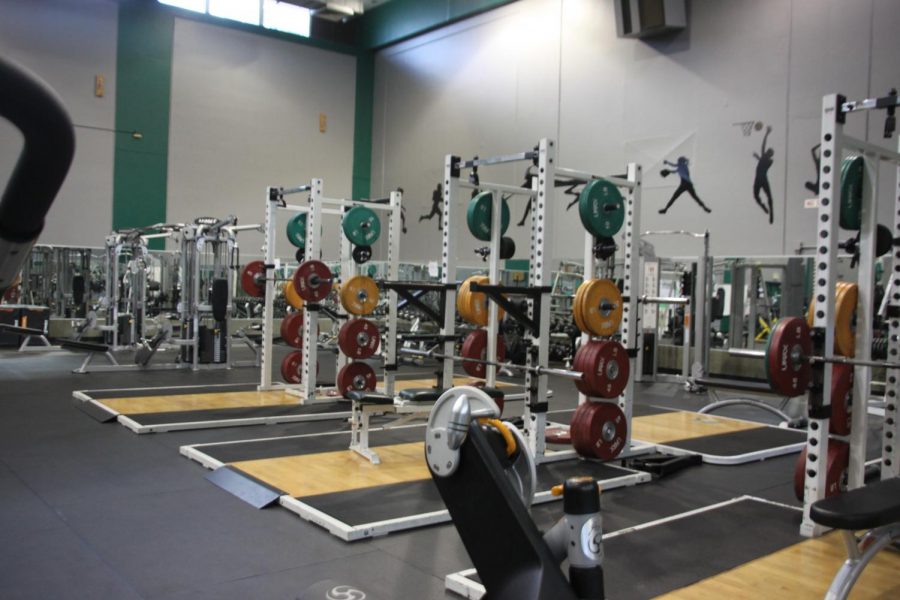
[728,347,900,370]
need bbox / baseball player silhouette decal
[658,156,711,214]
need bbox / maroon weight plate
[280,311,304,348]
[292,260,333,303]
[460,329,506,378]
[337,362,377,397]
[338,318,381,359]
[281,351,303,383]
[766,317,812,397]
[545,425,572,445]
[829,363,853,435]
[570,401,627,460]
[573,341,599,396]
[583,341,629,398]
[240,260,266,297]
[793,440,849,501]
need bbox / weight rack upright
[801,91,900,537]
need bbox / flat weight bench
[0,323,54,352]
[345,386,506,464]
[810,477,900,600]
[61,339,119,374]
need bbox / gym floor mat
[73,376,517,434]
[658,529,900,598]
[448,496,803,600]
[631,411,805,464]
[183,426,650,540]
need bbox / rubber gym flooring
[0,344,896,599]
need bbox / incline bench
[810,477,900,599]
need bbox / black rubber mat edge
[120,400,348,426]
[72,397,119,422]
[206,465,284,509]
[662,426,805,457]
[197,426,426,463]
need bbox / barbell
[731,316,900,397]
[398,337,630,399]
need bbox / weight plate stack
[286,213,307,249]
[280,311,304,348]
[570,401,627,460]
[342,206,381,246]
[764,317,812,397]
[578,179,625,238]
[240,261,266,297]
[340,275,379,316]
[793,440,849,501]
[338,318,381,359]
[337,362,377,397]
[839,155,863,230]
[460,329,507,378]
[466,191,510,242]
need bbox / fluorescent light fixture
[263,0,312,37]
[209,0,261,25]
[158,0,206,12]
[326,3,355,16]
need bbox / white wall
[371,0,900,261]
[0,0,118,246]
[167,18,358,260]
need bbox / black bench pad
[345,391,394,405]
[398,387,441,402]
[61,340,109,352]
[0,323,45,336]
[478,386,505,401]
[811,478,900,530]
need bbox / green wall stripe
[112,1,174,248]
[357,0,518,50]
[352,51,375,200]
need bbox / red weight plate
[279,351,319,383]
[281,351,303,383]
[570,402,595,453]
[338,318,381,359]
[573,341,599,396]
[793,440,849,501]
[766,317,812,397]
[571,401,627,460]
[280,311,304,348]
[583,341,629,398]
[545,425,572,445]
[460,329,506,378]
[292,260,333,303]
[829,363,853,435]
[337,362,377,397]
[240,260,266,297]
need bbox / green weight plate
[286,213,307,249]
[342,206,381,246]
[578,179,625,238]
[466,192,510,242]
[839,155,863,231]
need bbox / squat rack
[443,140,651,463]
[259,180,402,399]
[801,91,900,537]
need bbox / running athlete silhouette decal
[753,126,775,224]
[658,156,711,214]
[419,182,443,230]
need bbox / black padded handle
[0,56,75,242]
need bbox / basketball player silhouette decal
[753,126,776,224]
